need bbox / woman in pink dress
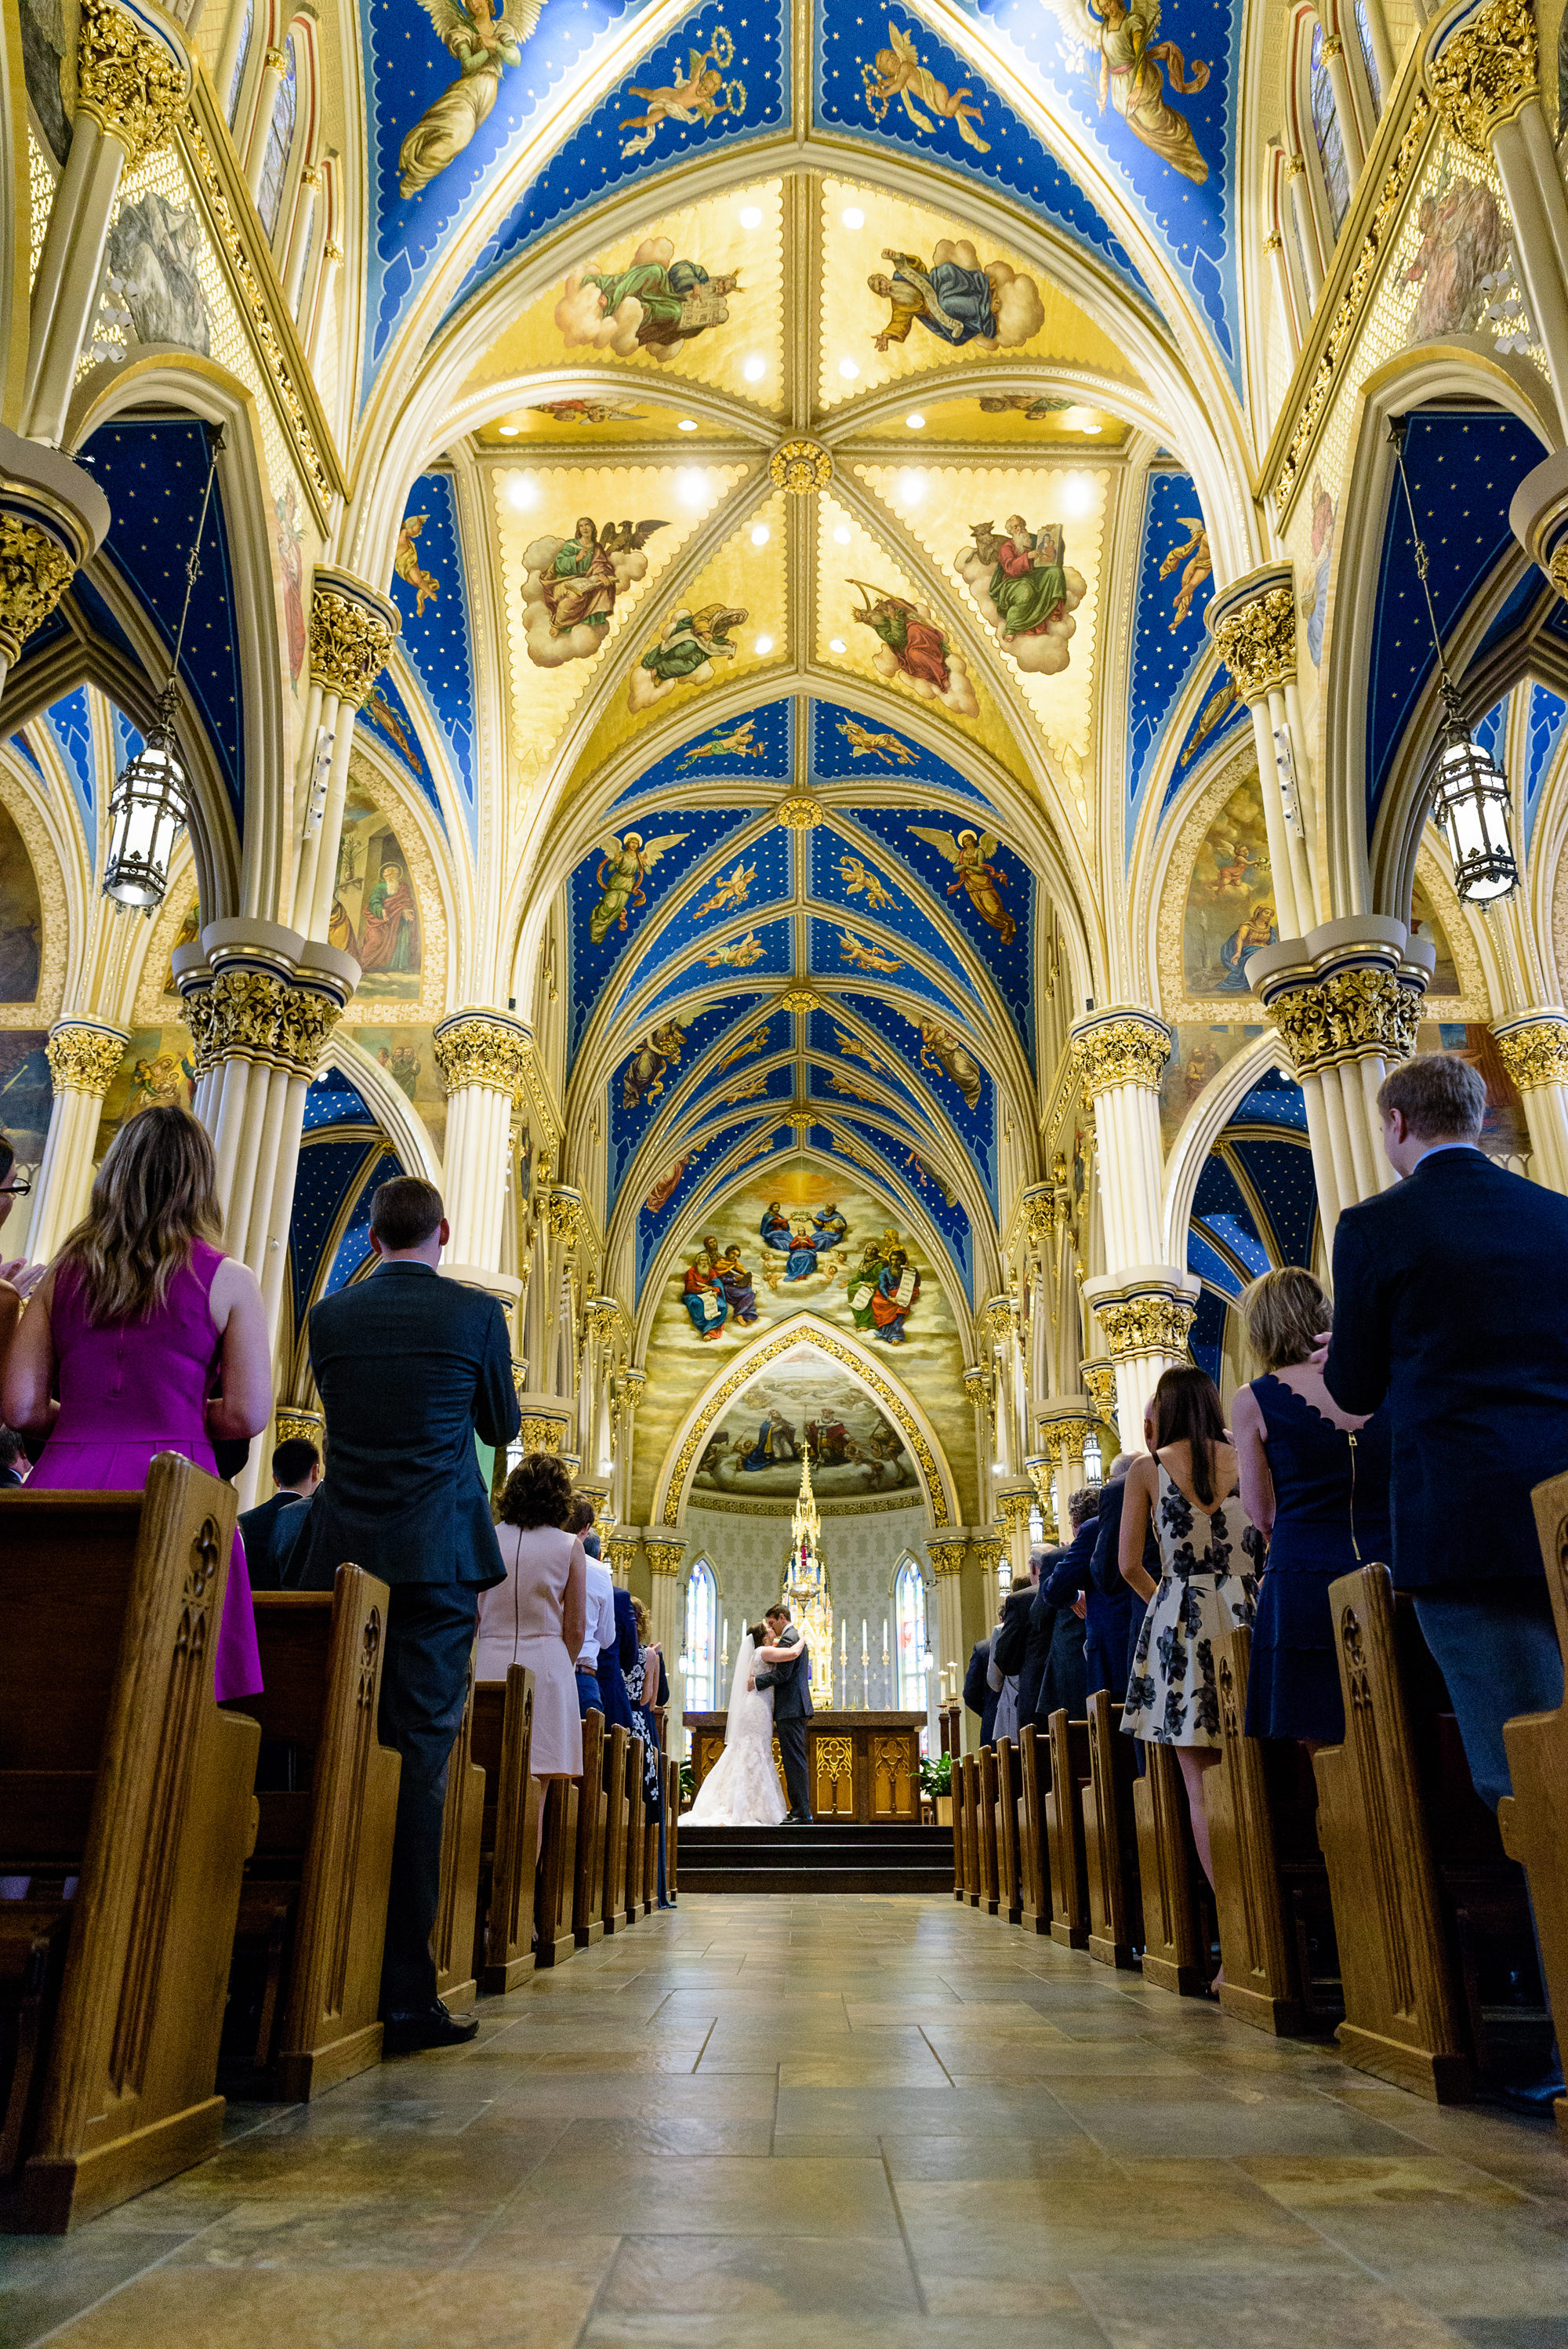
[474,1450,589,1795]
[2,1104,270,1701]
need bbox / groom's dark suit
[756,1624,813,1820]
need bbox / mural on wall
[846,583,979,717]
[632,1163,975,1520]
[522,515,668,667]
[953,514,1087,677]
[1410,876,1461,995]
[1182,776,1276,997]
[532,395,650,425]
[275,485,307,688]
[859,23,991,153]
[330,801,423,1002]
[0,1033,50,1204]
[557,239,741,358]
[1044,0,1212,183]
[1401,162,1515,347]
[619,27,747,156]
[1159,1022,1262,1148]
[628,603,748,710]
[354,1024,447,1156]
[0,804,43,1001]
[394,513,442,616]
[103,192,212,355]
[695,1350,919,1498]
[1413,1022,1529,1160]
[865,241,1044,350]
[397,0,546,196]
[162,896,201,996]
[1302,477,1335,668]
[93,1027,198,1163]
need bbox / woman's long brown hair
[56,1105,222,1326]
[1151,1363,1229,1505]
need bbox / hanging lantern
[101,423,223,914]
[1428,681,1518,904]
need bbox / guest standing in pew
[628,1596,673,1906]
[1015,1545,1062,1729]
[1321,1052,1568,2108]
[1087,1452,1159,1698]
[285,1174,520,2055]
[475,1450,588,1832]
[989,1552,1040,1743]
[238,1435,322,1592]
[568,1492,602,1559]
[1120,1364,1263,1948]
[1,1106,267,1700]
[576,1525,619,1721]
[597,1569,639,1736]
[1028,1486,1098,1727]
[1232,1266,1392,1750]
[964,1623,1002,1748]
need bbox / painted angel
[619,38,733,158]
[907,825,1016,944]
[1159,517,1210,630]
[838,928,903,973]
[1046,0,1210,186]
[394,513,441,617]
[588,830,689,944]
[838,853,897,910]
[700,931,765,968]
[862,22,990,153]
[681,717,764,763]
[694,859,757,917]
[837,717,917,765]
[397,0,546,198]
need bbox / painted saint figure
[358,862,419,973]
[583,255,740,353]
[868,247,997,349]
[681,1255,728,1341]
[741,1409,800,1471]
[869,1246,921,1343]
[621,1020,686,1109]
[588,829,690,944]
[1160,517,1210,631]
[908,824,1016,943]
[968,517,1069,638]
[394,513,441,617]
[398,0,545,196]
[916,1018,984,1109]
[1219,902,1276,989]
[848,583,953,692]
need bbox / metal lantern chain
[101,423,225,913]
[1388,415,1519,906]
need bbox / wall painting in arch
[1415,1021,1528,1163]
[347,1024,447,1160]
[331,800,423,1004]
[92,1028,198,1164]
[1159,1022,1264,1151]
[0,801,43,1003]
[693,1345,918,1505]
[1410,876,1460,997]
[1181,775,1276,999]
[0,1031,50,1258]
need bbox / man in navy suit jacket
[288,1175,520,2052]
[237,1434,321,1591]
[1323,1054,1568,1816]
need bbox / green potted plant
[920,1750,953,1825]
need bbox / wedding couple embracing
[688,1601,814,1824]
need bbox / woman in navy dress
[1231,1266,1392,1748]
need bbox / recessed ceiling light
[739,204,763,229]
[497,423,520,437]
[839,358,859,382]
[743,355,766,383]
[677,467,707,506]
[833,524,851,546]
[1062,471,1094,515]
[829,637,847,654]
[677,417,698,431]
[899,469,927,503]
[750,524,770,546]
[755,634,774,654]
[842,205,865,230]
[906,412,925,430]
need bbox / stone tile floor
[4,1895,1567,2348]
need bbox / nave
[5,1894,1566,2349]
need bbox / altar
[684,1711,925,1822]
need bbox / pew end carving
[474,1668,540,1993]
[1134,1741,1209,1996]
[1083,1694,1142,1969]
[1045,1712,1091,1951]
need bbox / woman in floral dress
[1120,1364,1265,1951]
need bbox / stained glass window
[1355,0,1383,113]
[225,0,253,125]
[1310,23,1351,238]
[895,1556,928,1732]
[256,34,297,241]
[684,1558,718,1714]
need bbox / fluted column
[1036,1406,1091,1541]
[431,1009,532,1294]
[1081,1360,1119,1454]
[1247,917,1432,1236]
[971,1533,1006,1627]
[610,1367,645,1532]
[1494,1012,1568,1191]
[929,1538,968,1740]
[644,1536,686,1661]
[993,1482,1035,1588]
[1207,565,1316,939]
[0,430,111,701]
[290,572,401,936]
[1284,154,1323,304]
[27,1022,128,1261]
[24,0,191,444]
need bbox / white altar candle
[925,1650,940,1761]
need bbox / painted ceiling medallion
[776,795,826,827]
[769,440,833,496]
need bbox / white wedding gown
[687,1632,787,1826]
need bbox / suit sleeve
[616,1588,637,1669]
[1323,1213,1392,1415]
[963,1643,988,1715]
[474,1298,521,1448]
[991,1598,1029,1676]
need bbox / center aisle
[9,1897,1567,2347]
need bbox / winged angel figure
[1044,0,1210,187]
[588,830,690,944]
[907,826,1016,944]
[398,0,546,197]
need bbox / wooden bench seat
[1134,1741,1209,1996]
[1017,1722,1052,1936]
[470,1668,540,1993]
[1,1458,260,2230]
[1083,1694,1142,1969]
[1044,1712,1091,1951]
[1501,1471,1568,2137]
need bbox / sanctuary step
[676,1821,953,1894]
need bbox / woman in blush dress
[2,1106,270,1701]
[474,1452,589,1800]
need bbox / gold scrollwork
[583,1296,622,1341]
[546,1185,591,1252]
[971,1538,1004,1577]
[1081,1361,1119,1429]
[0,516,78,666]
[815,1734,854,1781]
[275,1407,325,1448]
[1073,1015,1171,1097]
[928,1539,966,1577]
[779,986,819,1012]
[645,1541,684,1577]
[1092,1295,1196,1363]
[1265,968,1421,1076]
[984,1295,1018,1348]
[1211,585,1298,700]
[45,1022,126,1097]
[197,968,343,1076]
[433,1014,531,1101]
[996,1489,1034,1537]
[768,439,833,495]
[77,0,189,170]
[1021,1182,1056,1247]
[776,795,825,828]
[1550,546,1568,604]
[1494,1016,1568,1089]
[1428,0,1538,155]
[309,584,397,708]
[517,1414,568,1452]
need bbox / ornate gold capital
[517,1413,568,1452]
[275,1407,325,1448]
[971,1538,1005,1577]
[1263,231,1283,255]
[985,1294,1019,1348]
[1021,1182,1056,1247]
[308,577,398,708]
[928,1538,967,1577]
[776,795,825,827]
[996,1487,1034,1537]
[1494,1015,1568,1089]
[645,1541,684,1577]
[1211,583,1297,700]
[433,1012,531,1101]
[583,1295,622,1342]
[1284,152,1306,177]
[963,1364,991,1409]
[546,1185,591,1251]
[46,1022,126,1098]
[1265,968,1420,1077]
[1072,1012,1171,1097]
[1322,31,1344,56]
[76,0,190,169]
[768,439,833,495]
[1082,1361,1119,1429]
[1429,0,1538,155]
[0,515,77,667]
[188,967,343,1078]
[1093,1295,1196,1363]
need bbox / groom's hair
[765,1603,789,1624]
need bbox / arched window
[256,33,298,240]
[226,0,254,125]
[1354,0,1383,113]
[684,1558,718,1713]
[895,1556,929,1721]
[1309,22,1350,238]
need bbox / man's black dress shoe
[1501,2072,1565,2115]
[782,1809,813,1824]
[381,2002,480,2055]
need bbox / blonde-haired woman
[1230,1265,1392,1748]
[2,1105,270,1700]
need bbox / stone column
[290,572,401,938]
[983,1291,1025,1476]
[962,1363,996,1527]
[0,430,111,699]
[971,1533,1005,1630]
[1081,1360,1120,1454]
[644,1536,686,1662]
[1319,28,1367,172]
[24,0,191,445]
[1494,1011,1568,1191]
[1037,1407,1091,1541]
[609,1367,646,1534]
[431,1011,532,1291]
[243,44,289,201]
[1247,917,1430,1236]
[929,1538,968,1738]
[27,1021,128,1262]
[1207,565,1316,939]
[993,1481,1036,1588]
[1285,154,1323,304]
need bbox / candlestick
[924,1650,939,1762]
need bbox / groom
[754,1600,813,1822]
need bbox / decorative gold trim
[1072,1014,1171,1096]
[776,795,825,827]
[645,1541,685,1576]
[1081,1361,1118,1429]
[0,516,76,666]
[275,1407,325,1448]
[768,439,833,495]
[186,968,343,1078]
[928,1538,967,1577]
[432,1011,531,1100]
[309,580,397,708]
[46,1022,127,1097]
[517,1413,568,1451]
[1428,0,1537,156]
[1093,1295,1196,1362]
[1265,968,1421,1076]
[1211,585,1297,700]
[1494,1015,1568,1088]
[77,0,189,170]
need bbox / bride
[687,1620,794,1825]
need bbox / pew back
[1044,1712,1091,1950]
[1134,1741,1207,1995]
[471,1668,539,1992]
[1016,1723,1052,1935]
[1503,1472,1568,2135]
[1083,1694,1142,1969]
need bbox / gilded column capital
[1070,1006,1171,1097]
[307,568,400,709]
[615,1366,648,1409]
[517,1411,570,1452]
[46,1020,128,1098]
[275,1406,325,1449]
[433,1009,532,1101]
[606,1537,641,1581]
[984,1292,1020,1348]
[75,0,191,171]
[0,436,110,669]
[928,1538,967,1577]
[194,965,344,1078]
[995,1485,1035,1537]
[1264,968,1421,1076]
[1092,1294,1196,1363]
[546,1184,592,1252]
[645,1541,686,1577]
[1207,563,1298,700]
[1428,0,1538,157]
[583,1294,624,1342]
[1081,1361,1119,1431]
[1493,1010,1568,1088]
[971,1537,1005,1577]
[1020,1181,1057,1248]
[962,1364,991,1410]
[1024,1452,1053,1508]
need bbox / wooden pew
[1017,1722,1052,1936]
[572,1709,607,1950]
[1083,1694,1142,1969]
[978,1747,1001,1916]
[471,1668,539,1993]
[1503,1469,1568,2136]
[1205,1625,1308,2035]
[0,1460,260,2231]
[1044,1711,1091,1951]
[1134,1741,1208,1995]
[534,1777,579,1968]
[432,1654,485,2015]
[625,1753,647,1922]
[233,1572,402,2102]
[994,1737,1023,1926]
[960,1755,982,1907]
[665,1752,679,1900]
[602,1725,630,1933]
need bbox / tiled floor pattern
[5,1895,1568,2348]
